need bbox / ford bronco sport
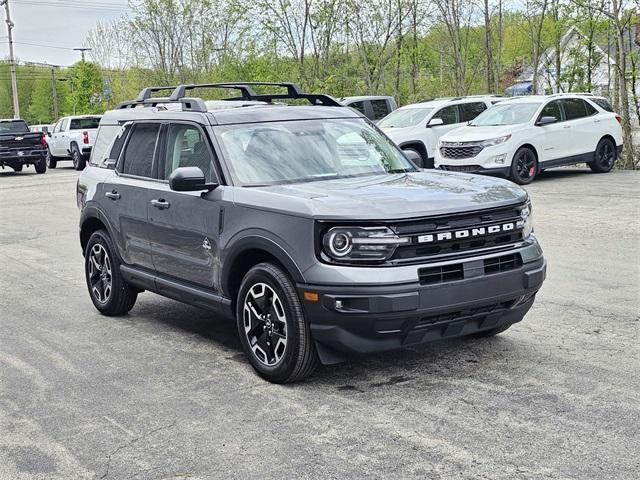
[77,82,546,383]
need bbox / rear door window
[348,101,366,116]
[460,102,487,122]
[561,99,588,120]
[371,100,391,120]
[120,123,161,178]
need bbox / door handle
[105,191,121,200]
[594,119,601,123]
[563,125,571,129]
[150,199,170,210]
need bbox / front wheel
[47,149,57,169]
[509,147,538,185]
[85,230,138,316]
[589,138,617,173]
[236,262,319,383]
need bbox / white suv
[434,94,623,184]
[379,96,502,168]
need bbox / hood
[441,125,516,143]
[233,171,527,220]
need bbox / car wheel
[509,147,538,185]
[589,138,617,173]
[34,158,46,174]
[71,144,86,170]
[12,164,23,172]
[85,229,138,316]
[473,323,513,338]
[236,262,319,383]
[47,149,57,169]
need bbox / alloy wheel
[597,142,614,170]
[72,150,79,169]
[243,283,288,366]
[88,244,112,304]
[515,150,536,182]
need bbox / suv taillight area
[83,131,89,144]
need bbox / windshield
[378,107,433,128]
[0,120,29,134]
[470,103,541,126]
[70,117,101,130]
[215,119,417,186]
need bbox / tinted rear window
[0,121,29,134]
[562,99,589,120]
[460,102,487,122]
[70,117,101,130]
[121,123,160,178]
[371,100,391,120]
[592,98,613,112]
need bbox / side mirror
[169,167,218,192]
[536,116,558,126]
[427,118,444,127]
[402,149,423,166]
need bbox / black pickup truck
[0,119,47,173]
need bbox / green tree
[68,61,105,115]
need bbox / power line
[12,0,131,13]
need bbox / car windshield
[215,119,417,186]
[378,107,433,128]
[70,117,101,130]
[470,102,541,126]
[0,120,29,134]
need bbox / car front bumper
[298,245,546,362]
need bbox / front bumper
[299,248,546,361]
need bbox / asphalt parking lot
[1,166,638,480]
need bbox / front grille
[484,253,521,274]
[391,205,525,263]
[440,145,483,159]
[419,264,464,285]
[439,165,481,173]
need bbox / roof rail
[549,92,595,97]
[135,86,179,102]
[171,81,341,107]
[118,96,208,112]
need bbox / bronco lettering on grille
[417,222,516,244]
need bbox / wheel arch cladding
[223,237,305,311]
[399,141,429,158]
[599,134,617,151]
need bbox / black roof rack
[119,81,342,112]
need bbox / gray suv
[77,82,546,383]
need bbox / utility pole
[2,0,20,118]
[51,67,59,119]
[73,47,91,62]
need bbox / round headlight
[329,231,352,257]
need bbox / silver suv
[77,82,546,383]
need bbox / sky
[0,0,132,67]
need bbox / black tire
[71,144,86,171]
[47,148,57,169]
[473,323,513,338]
[236,262,319,383]
[509,147,538,185]
[12,164,23,172]
[34,158,46,174]
[84,229,137,316]
[589,138,617,173]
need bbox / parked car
[339,96,397,122]
[77,82,545,383]
[0,119,48,174]
[434,94,623,184]
[378,96,502,168]
[47,115,102,170]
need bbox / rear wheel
[509,147,538,185]
[589,138,616,173]
[12,164,23,172]
[47,149,57,169]
[34,158,46,174]
[236,262,319,383]
[85,230,138,316]
[71,144,86,171]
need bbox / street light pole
[1,0,20,118]
[73,47,91,62]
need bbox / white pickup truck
[47,115,102,170]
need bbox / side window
[592,98,613,112]
[562,99,588,120]
[90,124,130,168]
[162,123,215,182]
[433,105,458,125]
[371,100,391,120]
[121,123,160,178]
[53,120,62,133]
[460,102,487,122]
[60,118,69,131]
[584,100,598,116]
[349,101,366,116]
[539,100,563,121]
